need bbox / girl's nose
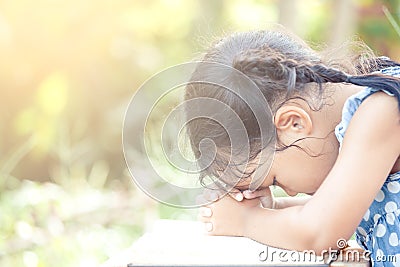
[275,180,298,197]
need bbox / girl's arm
[201,184,311,209]
[203,92,400,253]
[274,196,311,209]
[241,188,311,209]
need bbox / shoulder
[335,86,400,148]
[342,91,400,153]
[358,91,399,125]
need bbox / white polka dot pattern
[385,202,398,213]
[364,209,370,221]
[334,67,400,265]
[375,190,385,202]
[373,214,381,224]
[386,213,396,225]
[388,181,400,194]
[389,232,399,247]
[376,224,387,238]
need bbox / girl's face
[234,137,339,196]
[232,85,361,196]
[234,97,343,196]
[262,85,363,196]
[266,141,339,196]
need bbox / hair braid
[233,47,400,109]
[232,48,291,81]
[355,56,400,74]
[309,63,400,109]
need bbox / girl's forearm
[274,196,311,209]
[244,205,319,251]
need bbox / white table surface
[101,219,332,267]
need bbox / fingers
[198,207,214,233]
[197,207,212,223]
[203,189,220,202]
[204,222,213,232]
[201,185,243,203]
[243,187,275,208]
[199,207,212,217]
[228,190,243,201]
[242,187,272,199]
[259,195,274,209]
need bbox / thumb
[259,187,275,209]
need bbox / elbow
[303,226,350,254]
[298,220,349,254]
[309,238,339,255]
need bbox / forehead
[215,151,275,191]
[228,171,272,192]
[233,181,270,192]
[217,174,251,191]
[232,180,252,191]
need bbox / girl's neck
[305,84,364,150]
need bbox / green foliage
[0,177,154,266]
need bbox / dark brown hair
[184,30,400,188]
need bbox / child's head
[184,29,400,194]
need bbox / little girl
[184,29,400,266]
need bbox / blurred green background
[0,0,399,266]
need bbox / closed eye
[272,177,277,186]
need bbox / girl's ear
[274,105,313,135]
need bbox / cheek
[304,157,332,190]
[285,156,327,191]
[274,150,332,192]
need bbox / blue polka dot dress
[335,67,400,266]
